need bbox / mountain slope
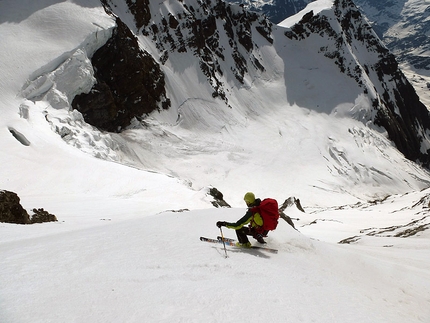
[70,0,430,202]
[2,0,430,207]
[235,0,430,108]
[78,0,430,169]
[279,0,430,165]
[353,0,430,108]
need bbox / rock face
[73,0,272,129]
[72,17,170,132]
[143,0,272,103]
[0,190,30,224]
[208,187,231,208]
[30,208,58,224]
[0,190,57,224]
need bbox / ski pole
[219,227,228,258]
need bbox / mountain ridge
[72,0,430,167]
[228,0,430,108]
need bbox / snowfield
[1,1,430,322]
[2,203,430,323]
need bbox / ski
[217,236,234,242]
[216,236,278,253]
[200,236,278,254]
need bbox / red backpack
[252,198,279,231]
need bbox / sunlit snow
[1,1,429,322]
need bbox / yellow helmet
[244,192,255,206]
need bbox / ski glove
[216,221,227,228]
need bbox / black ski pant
[235,227,268,243]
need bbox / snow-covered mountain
[2,0,430,206]
[231,0,430,108]
[52,0,430,186]
[2,0,430,204]
[1,1,430,322]
[353,0,430,108]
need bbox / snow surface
[1,1,430,322]
[278,0,334,28]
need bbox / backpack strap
[249,206,262,228]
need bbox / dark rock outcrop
[141,0,271,103]
[279,197,305,213]
[208,187,231,208]
[72,17,170,132]
[30,208,58,224]
[0,190,30,224]
[0,190,57,224]
[124,0,151,31]
[278,197,304,229]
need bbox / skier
[216,192,278,247]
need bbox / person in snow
[216,192,269,247]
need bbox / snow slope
[2,203,430,322]
[0,0,210,216]
[2,205,430,323]
[0,1,430,322]
[278,0,332,27]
